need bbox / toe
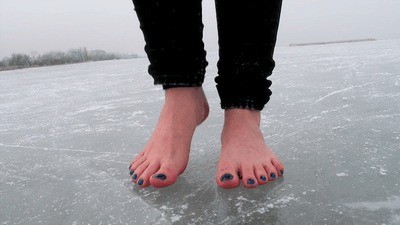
[131,155,147,172]
[216,162,240,189]
[254,164,268,185]
[131,160,150,183]
[271,158,285,176]
[263,162,278,181]
[137,162,160,188]
[241,164,258,188]
[129,153,144,174]
[131,152,144,165]
[149,162,181,188]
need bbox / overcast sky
[1,0,400,59]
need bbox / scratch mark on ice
[314,82,374,103]
[0,143,135,156]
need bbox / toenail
[138,179,144,186]
[270,173,276,179]
[260,176,267,181]
[129,170,134,175]
[132,173,138,180]
[153,174,167,180]
[280,170,284,175]
[237,172,242,179]
[247,179,255,185]
[220,173,233,182]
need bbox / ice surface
[345,195,400,211]
[1,39,400,224]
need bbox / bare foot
[129,87,209,188]
[216,109,284,189]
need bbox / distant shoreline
[0,57,145,72]
[289,38,377,47]
[0,48,143,72]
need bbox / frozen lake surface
[1,39,400,224]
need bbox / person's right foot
[129,87,209,188]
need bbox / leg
[132,0,208,88]
[214,0,285,188]
[130,0,209,188]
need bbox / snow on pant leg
[214,0,283,110]
[132,0,208,89]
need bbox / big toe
[149,162,181,188]
[216,162,240,189]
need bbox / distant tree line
[0,48,140,71]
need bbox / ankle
[224,109,261,127]
[165,87,200,100]
[163,87,209,125]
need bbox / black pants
[132,0,283,110]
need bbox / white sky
[1,0,400,59]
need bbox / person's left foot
[216,109,285,189]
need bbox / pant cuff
[153,74,205,89]
[215,76,272,111]
[220,99,265,111]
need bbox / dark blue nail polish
[280,170,284,175]
[132,173,138,180]
[153,174,167,180]
[138,179,144,186]
[237,172,242,179]
[129,170,134,175]
[247,178,255,185]
[270,173,276,179]
[129,165,132,170]
[220,173,233,181]
[260,176,267,181]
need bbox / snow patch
[379,167,388,176]
[274,194,299,205]
[336,172,349,177]
[171,214,182,223]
